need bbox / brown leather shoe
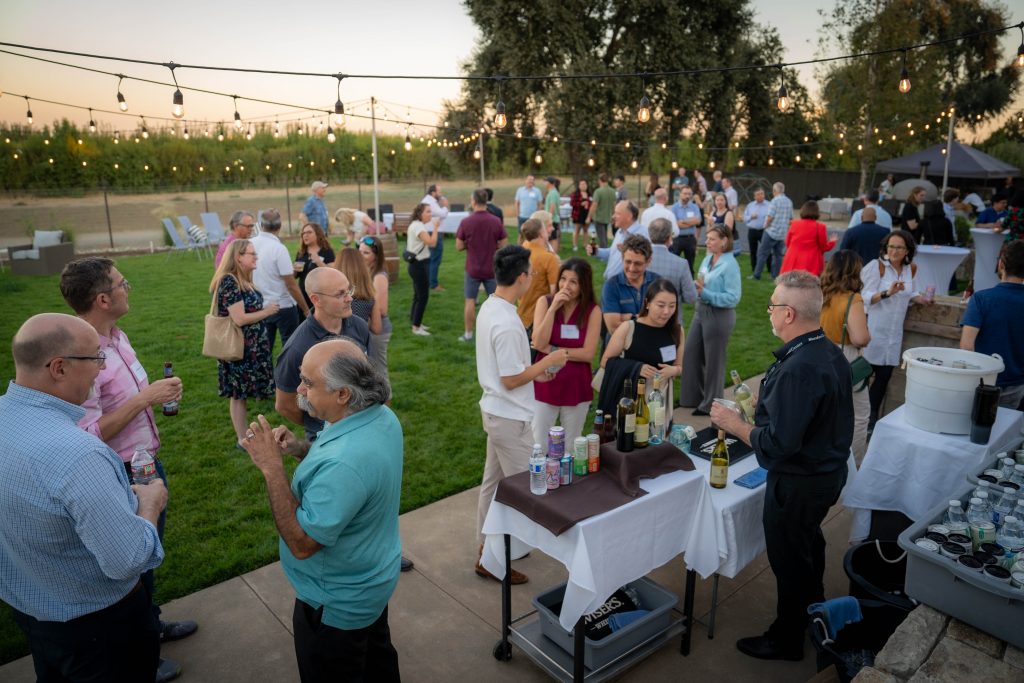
[475,560,528,585]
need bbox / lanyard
[762,333,825,388]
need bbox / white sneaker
[458,333,473,342]
[412,326,431,336]
[419,324,431,331]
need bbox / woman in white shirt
[860,229,932,427]
[406,202,439,336]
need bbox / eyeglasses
[45,351,107,368]
[766,303,793,313]
[886,245,908,252]
[313,288,355,300]
[103,279,132,294]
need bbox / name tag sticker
[660,345,676,363]
[560,324,580,340]
[129,359,148,384]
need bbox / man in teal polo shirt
[243,338,402,682]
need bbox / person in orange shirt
[517,218,560,332]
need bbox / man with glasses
[1,313,167,682]
[252,209,309,349]
[214,210,255,267]
[59,257,195,683]
[601,234,658,336]
[711,271,852,663]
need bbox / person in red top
[530,258,602,446]
[456,188,509,342]
[780,201,836,277]
[569,179,592,252]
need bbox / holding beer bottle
[616,379,636,452]
[709,429,729,489]
[634,378,650,448]
[162,362,179,416]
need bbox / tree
[817,0,1021,193]
[443,0,816,180]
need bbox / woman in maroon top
[569,179,592,252]
[531,258,602,446]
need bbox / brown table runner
[494,442,694,536]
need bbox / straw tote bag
[202,277,244,361]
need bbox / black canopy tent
[875,141,1019,180]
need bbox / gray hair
[229,210,254,228]
[647,218,673,245]
[320,347,391,411]
[774,270,823,321]
[261,209,282,232]
[12,317,75,369]
[772,182,786,194]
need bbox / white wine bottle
[709,429,729,489]
[616,379,635,452]
[730,370,756,424]
[634,378,650,448]
[647,375,665,445]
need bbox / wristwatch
[880,291,890,300]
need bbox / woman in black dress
[209,239,280,446]
[901,186,927,244]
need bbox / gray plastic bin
[897,494,1024,650]
[532,577,678,671]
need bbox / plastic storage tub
[901,347,1002,434]
[897,496,1024,649]
[532,577,678,671]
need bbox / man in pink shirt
[214,210,255,267]
[60,257,196,683]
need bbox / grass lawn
[0,232,780,664]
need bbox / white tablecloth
[690,455,767,579]
[913,245,970,296]
[481,469,719,630]
[843,405,1023,540]
[439,211,468,234]
[971,227,1002,293]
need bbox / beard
[770,324,780,339]
[297,394,314,416]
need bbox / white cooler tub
[902,347,1003,434]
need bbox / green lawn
[0,233,779,663]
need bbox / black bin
[843,541,916,611]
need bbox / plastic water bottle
[130,447,158,485]
[1001,455,1016,481]
[529,444,546,496]
[972,480,992,499]
[944,499,969,533]
[996,516,1024,568]
[967,495,995,548]
[1010,464,1024,487]
[993,487,1017,528]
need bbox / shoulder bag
[841,293,873,392]
[403,226,428,263]
[203,277,244,361]
[592,320,635,391]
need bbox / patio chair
[179,215,214,256]
[201,212,227,243]
[162,218,202,261]
[9,230,75,276]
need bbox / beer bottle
[162,362,178,416]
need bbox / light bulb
[26,110,33,125]
[738,159,745,168]
[494,101,507,129]
[472,149,480,160]
[709,160,715,169]
[898,67,911,94]
[1017,42,1024,68]
[795,154,801,163]
[88,110,96,133]
[234,111,243,130]
[335,99,345,122]
[183,128,189,140]
[117,91,128,112]
[630,156,638,169]
[637,95,651,123]
[587,157,595,167]
[534,152,543,165]
[776,84,789,112]
[141,125,149,140]
[671,160,678,169]
[327,126,336,143]
[404,135,412,151]
[218,132,224,142]
[172,89,184,118]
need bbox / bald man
[0,313,167,682]
[243,339,402,682]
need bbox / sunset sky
[1,0,1021,140]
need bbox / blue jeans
[429,234,444,289]
[754,234,785,280]
[265,306,301,350]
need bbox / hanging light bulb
[116,75,128,111]
[630,156,639,170]
[768,157,775,166]
[404,133,412,151]
[776,67,789,112]
[327,125,336,143]
[708,160,715,169]
[113,130,120,144]
[534,149,543,165]
[472,149,480,160]
[671,160,678,169]
[183,127,190,140]
[24,96,32,125]
[233,96,243,130]
[794,154,801,163]
[274,120,281,138]
[637,95,651,124]
[172,89,184,118]
[898,51,911,94]
[1016,24,1024,68]
[590,139,597,147]
[738,159,745,168]
[246,124,254,141]
[88,109,96,133]
[334,74,345,125]
[140,117,148,139]
[587,157,595,167]
[624,141,631,149]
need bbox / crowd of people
[5,167,1024,682]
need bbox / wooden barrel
[378,232,400,284]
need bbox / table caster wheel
[493,639,512,661]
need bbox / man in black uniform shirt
[711,270,853,661]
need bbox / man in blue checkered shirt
[0,313,166,682]
[751,182,794,281]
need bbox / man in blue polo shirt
[670,185,702,277]
[601,234,658,337]
[975,194,1009,229]
[514,175,543,229]
[961,240,1024,409]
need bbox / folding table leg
[492,534,513,662]
[707,574,719,639]
[573,614,586,683]
[680,568,696,655]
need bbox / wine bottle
[616,379,635,452]
[730,370,755,424]
[634,378,650,448]
[647,375,665,445]
[709,429,729,489]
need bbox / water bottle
[993,487,1017,527]
[1011,464,1024,487]
[996,516,1024,568]
[967,495,995,549]
[620,584,643,610]
[130,447,158,485]
[972,479,991,499]
[1000,455,1016,481]
[944,499,969,533]
[529,444,546,496]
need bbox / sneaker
[156,658,182,683]
[458,333,473,342]
[572,246,579,252]
[412,327,431,336]
[419,324,431,331]
[746,275,760,280]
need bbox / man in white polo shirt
[252,209,309,349]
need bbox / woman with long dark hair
[406,202,439,335]
[359,235,393,378]
[901,186,927,243]
[569,179,592,252]
[294,222,335,310]
[531,258,602,445]
[336,248,381,335]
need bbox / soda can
[545,458,561,490]
[587,434,600,473]
[915,538,940,553]
[548,427,565,458]
[927,524,950,535]
[925,285,936,302]
[984,565,1011,583]
[970,522,996,549]
[559,454,573,486]
[573,437,588,477]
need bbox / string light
[898,51,911,94]
[232,96,242,130]
[1016,22,1024,68]
[587,157,595,167]
[183,126,189,140]
[472,148,480,160]
[168,63,184,118]
[630,156,639,169]
[88,109,96,133]
[404,133,412,151]
[533,149,543,165]
[116,75,128,111]
[776,67,789,112]
[24,96,32,125]
[327,125,336,143]
[637,75,651,123]
[333,74,345,125]
[139,116,149,139]
[493,77,507,129]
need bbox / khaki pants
[477,411,534,543]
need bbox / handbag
[841,293,873,392]
[202,278,244,361]
[592,320,635,391]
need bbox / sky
[1,0,1021,140]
